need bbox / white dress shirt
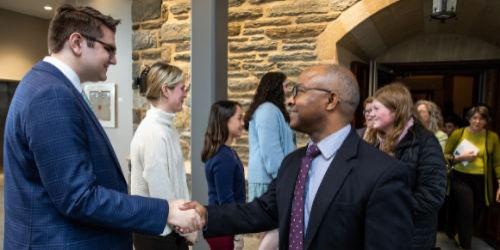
[304,124,351,232]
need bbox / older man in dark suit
[183,64,414,249]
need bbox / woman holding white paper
[444,105,500,249]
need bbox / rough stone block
[174,15,189,20]
[282,43,316,50]
[269,1,329,17]
[141,20,164,29]
[268,52,316,62]
[229,0,246,7]
[229,41,277,52]
[229,53,255,60]
[331,0,360,11]
[283,38,316,44]
[229,24,241,36]
[249,0,285,3]
[175,42,190,52]
[132,0,162,22]
[132,51,140,61]
[170,2,191,15]
[244,18,291,29]
[250,36,265,41]
[142,49,162,60]
[265,25,326,39]
[132,62,141,79]
[174,53,191,61]
[228,72,250,78]
[243,28,265,36]
[229,8,263,21]
[161,22,190,42]
[277,62,317,76]
[229,37,249,42]
[242,63,275,71]
[133,30,156,50]
[229,62,241,70]
[228,80,258,92]
[161,47,172,61]
[296,12,341,23]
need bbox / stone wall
[131,0,360,164]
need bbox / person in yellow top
[444,105,500,249]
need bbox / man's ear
[326,94,339,111]
[68,33,84,56]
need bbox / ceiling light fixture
[431,0,457,22]
[44,5,53,11]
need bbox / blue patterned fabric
[3,61,168,249]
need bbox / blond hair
[415,100,444,133]
[139,62,184,101]
[364,83,413,154]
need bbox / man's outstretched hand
[167,200,203,233]
[175,201,207,234]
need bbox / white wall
[73,0,134,184]
[0,9,49,80]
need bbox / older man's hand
[167,200,203,233]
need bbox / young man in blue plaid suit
[3,5,201,249]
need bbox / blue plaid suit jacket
[3,61,168,249]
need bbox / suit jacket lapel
[278,147,306,249]
[35,61,125,182]
[304,130,359,249]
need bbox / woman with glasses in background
[444,105,500,249]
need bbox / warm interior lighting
[44,5,53,11]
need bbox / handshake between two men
[167,200,207,243]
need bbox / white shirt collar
[309,124,352,160]
[43,56,82,93]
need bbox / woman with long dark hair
[244,71,295,249]
[202,100,246,250]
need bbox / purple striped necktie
[289,144,321,250]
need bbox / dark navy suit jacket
[3,61,168,249]
[205,130,414,249]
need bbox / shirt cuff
[160,223,172,236]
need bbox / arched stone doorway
[317,0,500,132]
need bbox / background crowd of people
[4,4,500,250]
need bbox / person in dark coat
[364,83,447,250]
[180,65,414,250]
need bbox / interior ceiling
[338,0,500,60]
[0,0,65,19]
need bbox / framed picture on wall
[84,83,116,128]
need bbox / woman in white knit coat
[130,62,195,249]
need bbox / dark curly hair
[244,72,290,130]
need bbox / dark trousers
[133,232,188,250]
[450,170,485,249]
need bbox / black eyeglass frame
[80,33,116,57]
[290,84,334,98]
